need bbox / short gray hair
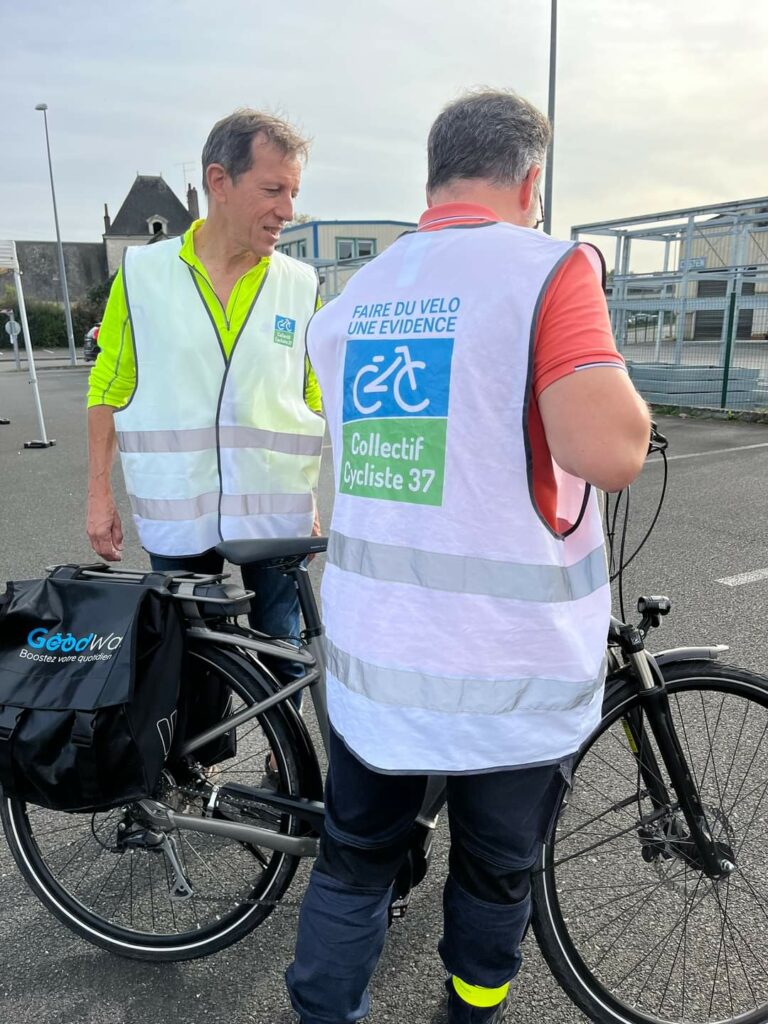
[201,109,310,194]
[427,89,551,194]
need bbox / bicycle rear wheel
[0,644,312,961]
[532,660,768,1024]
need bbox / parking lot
[1,366,768,1024]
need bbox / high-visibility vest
[114,239,324,556]
[308,223,610,773]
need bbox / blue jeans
[286,729,564,1024]
[149,549,304,696]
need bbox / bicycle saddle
[216,536,329,565]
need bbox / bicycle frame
[140,559,737,888]
[138,561,446,860]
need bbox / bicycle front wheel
[532,660,768,1024]
[0,644,310,961]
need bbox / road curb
[649,403,768,425]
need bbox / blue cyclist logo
[353,344,429,416]
[343,338,452,423]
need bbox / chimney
[103,203,111,233]
[187,185,200,220]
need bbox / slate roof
[106,175,193,237]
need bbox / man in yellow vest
[86,110,324,697]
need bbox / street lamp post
[543,0,557,236]
[35,103,77,366]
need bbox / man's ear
[206,163,229,204]
[520,165,541,219]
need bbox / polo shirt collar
[418,203,500,232]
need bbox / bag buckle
[72,711,97,749]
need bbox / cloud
[1,0,765,256]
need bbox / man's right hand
[87,493,124,561]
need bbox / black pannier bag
[0,566,185,812]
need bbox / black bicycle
[3,427,768,1024]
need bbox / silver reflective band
[117,427,216,453]
[118,426,323,456]
[220,493,313,516]
[129,491,219,521]
[130,491,313,521]
[328,531,608,603]
[219,426,323,456]
[326,638,605,715]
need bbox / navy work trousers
[286,729,564,1024]
[149,548,303,688]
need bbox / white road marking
[647,441,768,464]
[717,568,768,588]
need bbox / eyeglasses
[533,189,545,231]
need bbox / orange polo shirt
[418,203,625,530]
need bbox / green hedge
[1,275,115,349]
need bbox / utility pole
[35,103,77,366]
[543,0,558,236]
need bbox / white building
[277,219,416,298]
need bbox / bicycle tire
[532,659,768,1024]
[0,642,314,961]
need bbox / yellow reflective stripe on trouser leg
[452,976,510,1008]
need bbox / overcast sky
[1,0,765,259]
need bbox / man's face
[226,136,302,258]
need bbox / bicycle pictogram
[352,345,430,416]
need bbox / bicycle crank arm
[137,800,319,857]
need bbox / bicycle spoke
[542,676,768,1023]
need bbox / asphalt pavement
[1,369,768,1024]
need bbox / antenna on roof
[176,160,197,193]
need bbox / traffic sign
[5,320,21,338]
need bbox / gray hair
[427,89,551,194]
[201,109,310,194]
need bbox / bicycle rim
[534,663,768,1024]
[1,648,303,959]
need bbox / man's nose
[276,192,295,223]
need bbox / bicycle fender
[653,645,729,665]
[235,647,324,806]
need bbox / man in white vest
[285,90,650,1023]
[86,110,324,694]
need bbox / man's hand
[307,503,321,563]
[87,492,124,561]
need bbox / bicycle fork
[618,623,736,881]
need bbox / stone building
[103,175,198,275]
[11,176,199,302]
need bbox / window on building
[146,215,168,236]
[336,238,377,262]
[276,239,308,259]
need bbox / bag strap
[0,706,24,788]
[48,563,108,581]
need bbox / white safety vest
[115,238,324,556]
[308,223,610,773]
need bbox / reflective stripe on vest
[327,530,608,603]
[117,426,323,457]
[114,240,324,556]
[308,222,610,771]
[325,636,606,715]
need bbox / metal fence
[607,266,768,411]
[573,198,768,413]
